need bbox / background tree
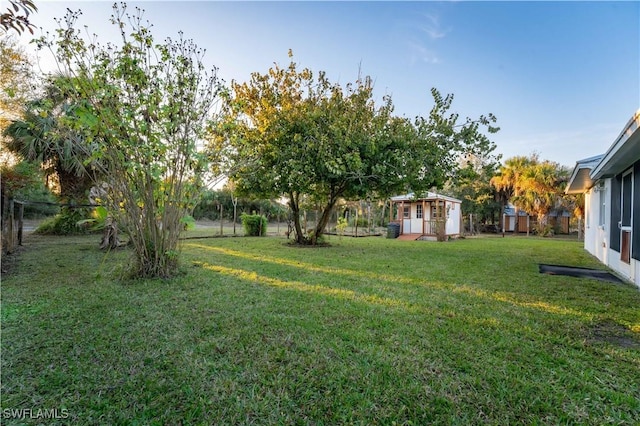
[1,0,37,35]
[515,160,570,234]
[445,152,502,230]
[37,4,223,277]
[490,154,536,231]
[214,55,498,245]
[1,33,36,157]
[0,160,58,217]
[491,154,573,235]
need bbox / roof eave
[590,109,640,180]
[564,155,604,194]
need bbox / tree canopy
[445,152,502,226]
[1,34,35,143]
[1,0,37,35]
[214,54,499,244]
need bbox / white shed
[389,192,462,240]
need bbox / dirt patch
[586,320,640,350]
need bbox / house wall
[584,170,639,288]
[584,181,610,266]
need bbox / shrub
[336,217,348,236]
[350,216,369,228]
[35,208,92,235]
[241,213,267,236]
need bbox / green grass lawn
[2,233,639,425]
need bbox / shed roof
[390,192,461,203]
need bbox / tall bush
[241,213,267,236]
[38,4,223,277]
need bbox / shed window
[431,201,445,219]
[416,204,423,219]
[403,206,410,219]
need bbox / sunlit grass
[2,233,639,424]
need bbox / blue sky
[19,1,640,168]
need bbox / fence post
[17,201,24,246]
[220,204,224,236]
[7,199,15,253]
[1,195,6,254]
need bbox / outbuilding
[389,193,462,240]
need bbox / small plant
[336,217,348,237]
[76,206,109,232]
[537,223,555,237]
[241,213,267,236]
[180,215,196,231]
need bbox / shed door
[402,205,411,234]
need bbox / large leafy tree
[215,54,499,244]
[37,4,223,277]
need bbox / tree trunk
[57,165,93,204]
[288,192,305,244]
[312,198,338,244]
[99,216,120,250]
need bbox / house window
[621,172,632,228]
[403,206,410,219]
[598,182,606,227]
[416,204,423,219]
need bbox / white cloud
[404,12,450,65]
[407,41,440,64]
[419,13,449,40]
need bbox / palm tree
[514,161,561,232]
[490,155,536,232]
[3,75,95,204]
[492,156,570,236]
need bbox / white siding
[584,178,638,287]
[446,202,461,235]
[584,181,609,265]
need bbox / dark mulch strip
[539,264,624,284]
